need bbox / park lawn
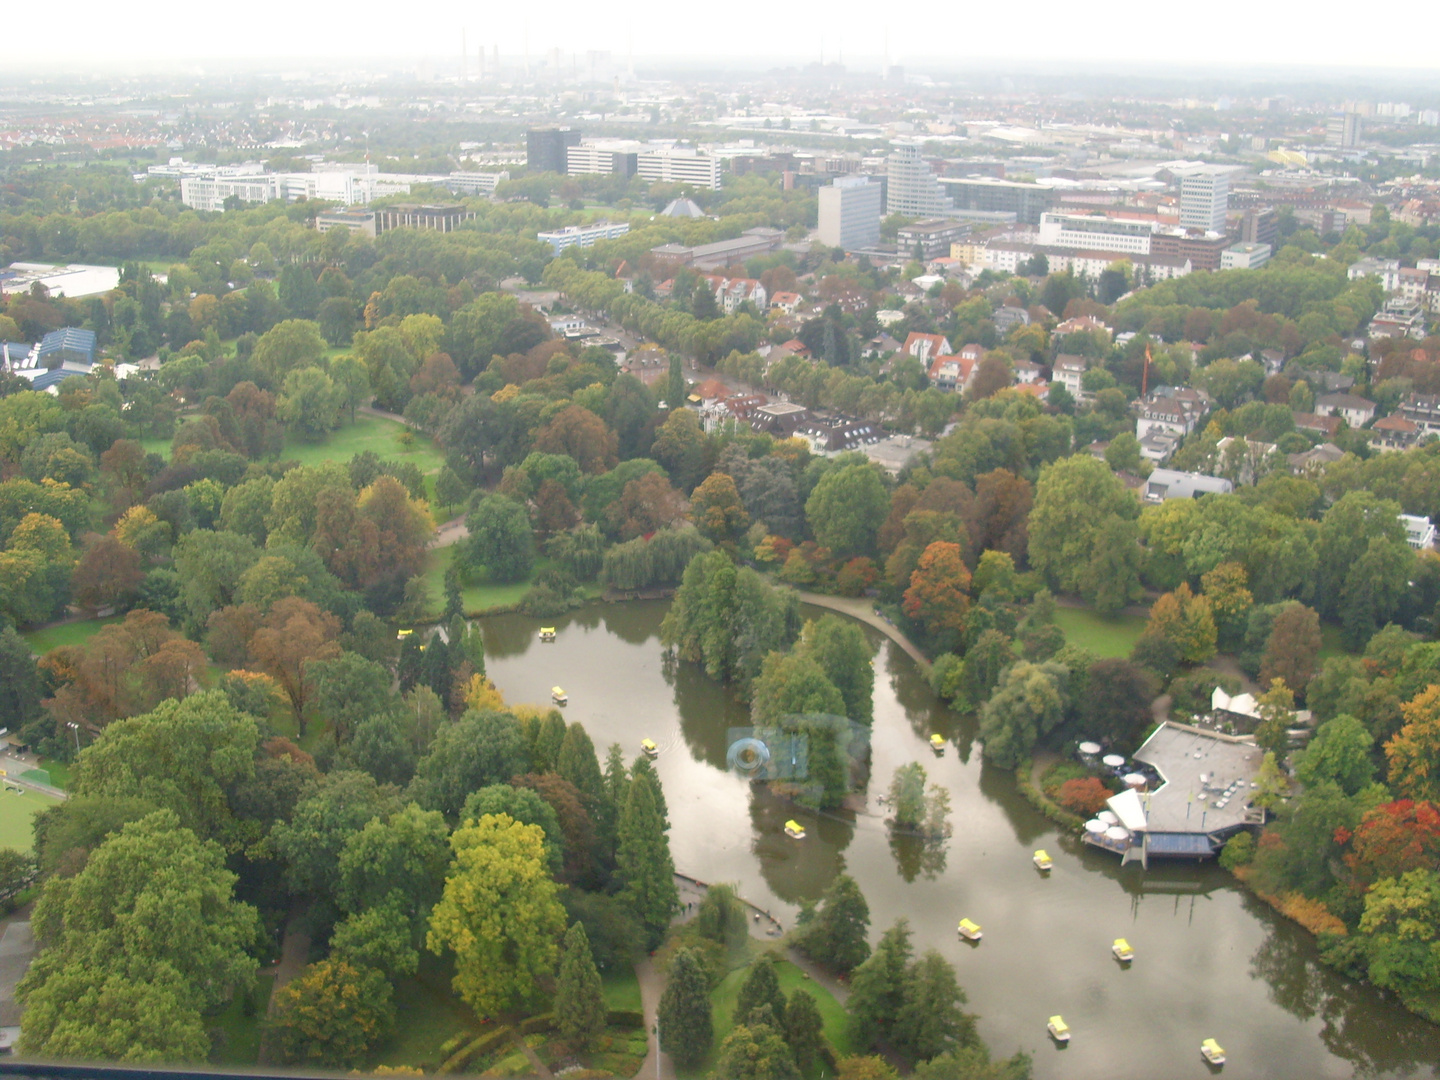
[21,615,123,655]
[138,416,443,478]
[419,545,541,619]
[140,434,171,458]
[603,965,643,1012]
[278,415,445,476]
[1054,606,1147,659]
[0,787,62,852]
[207,969,275,1066]
[687,958,854,1079]
[370,970,477,1071]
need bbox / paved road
[256,906,311,1066]
[0,914,35,1028]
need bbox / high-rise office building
[566,144,639,178]
[1179,167,1230,233]
[1326,113,1362,148]
[527,128,581,174]
[818,176,883,249]
[885,145,951,217]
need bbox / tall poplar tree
[616,766,678,948]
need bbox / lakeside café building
[1082,722,1266,868]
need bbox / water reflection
[478,600,1440,1080]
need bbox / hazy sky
[19,0,1440,72]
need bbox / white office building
[537,220,631,254]
[636,149,721,190]
[1037,213,1155,255]
[885,145,951,217]
[180,175,279,212]
[818,176,883,250]
[1220,242,1272,270]
[447,171,509,195]
[1179,167,1230,233]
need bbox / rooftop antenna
[627,32,635,81]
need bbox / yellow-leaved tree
[426,813,566,1016]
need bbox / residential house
[1142,469,1234,503]
[1013,359,1044,384]
[994,306,1031,332]
[1397,392,1440,436]
[769,291,803,314]
[1053,354,1088,400]
[1371,414,1422,452]
[1370,297,1427,340]
[1054,314,1113,341]
[1139,431,1183,463]
[1292,412,1342,439]
[902,331,953,363]
[928,353,977,394]
[1136,387,1212,442]
[1315,392,1376,428]
[699,274,767,314]
[1289,442,1346,473]
[1400,514,1437,550]
[1260,349,1286,375]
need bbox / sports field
[0,786,61,852]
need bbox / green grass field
[1054,606,1148,659]
[141,415,443,476]
[0,787,61,851]
[33,759,70,790]
[419,546,541,619]
[602,966,643,1012]
[686,958,853,1078]
[21,615,123,655]
[370,970,477,1071]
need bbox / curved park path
[794,591,931,671]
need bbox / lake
[480,600,1440,1080]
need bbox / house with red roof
[902,332,953,363]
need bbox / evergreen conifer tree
[658,947,712,1068]
[555,922,606,1051]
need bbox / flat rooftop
[1132,723,1264,834]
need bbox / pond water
[480,601,1440,1080]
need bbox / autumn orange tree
[247,598,341,731]
[1342,799,1440,889]
[1142,583,1217,665]
[1386,686,1440,802]
[40,609,206,729]
[70,532,143,611]
[533,404,618,475]
[902,541,972,650]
